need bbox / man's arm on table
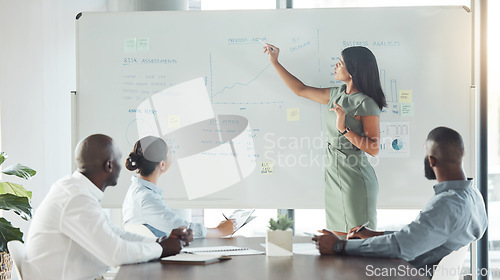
[345,203,457,261]
[61,194,163,266]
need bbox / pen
[176,224,193,247]
[355,222,369,233]
[257,39,274,51]
[222,213,228,220]
[256,38,266,46]
[184,223,192,235]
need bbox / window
[293,0,470,9]
[201,0,275,10]
[488,1,500,279]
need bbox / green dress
[324,84,380,233]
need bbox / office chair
[7,240,25,280]
[431,245,469,280]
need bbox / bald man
[313,127,487,277]
[23,134,183,280]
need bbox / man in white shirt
[23,134,184,280]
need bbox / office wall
[1,1,44,203]
[0,0,107,241]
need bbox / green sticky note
[124,38,137,51]
[400,103,414,116]
[137,38,150,51]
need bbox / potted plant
[266,214,294,256]
[0,152,35,279]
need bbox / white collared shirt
[23,171,162,280]
[122,176,207,238]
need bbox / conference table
[115,236,428,280]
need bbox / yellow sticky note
[124,38,137,51]
[168,115,181,128]
[260,162,273,175]
[287,108,300,121]
[399,90,412,103]
[137,38,150,51]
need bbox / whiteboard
[75,7,473,209]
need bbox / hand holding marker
[257,39,274,51]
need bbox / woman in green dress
[263,44,386,233]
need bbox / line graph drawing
[212,63,272,98]
[209,52,284,105]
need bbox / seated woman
[122,136,235,238]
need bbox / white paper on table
[292,243,320,255]
[259,243,320,256]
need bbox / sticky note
[287,108,300,121]
[124,38,137,51]
[137,38,150,51]
[260,162,273,175]
[168,115,181,128]
[400,103,414,116]
[399,90,412,103]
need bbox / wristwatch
[340,126,351,135]
[333,240,346,255]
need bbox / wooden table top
[115,236,428,280]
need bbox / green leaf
[0,182,32,199]
[268,215,294,231]
[0,194,32,220]
[0,217,23,253]
[0,152,6,166]
[269,218,279,231]
[2,164,36,180]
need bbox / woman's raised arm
[264,44,330,105]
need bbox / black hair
[341,46,387,110]
[426,127,465,163]
[126,136,168,177]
